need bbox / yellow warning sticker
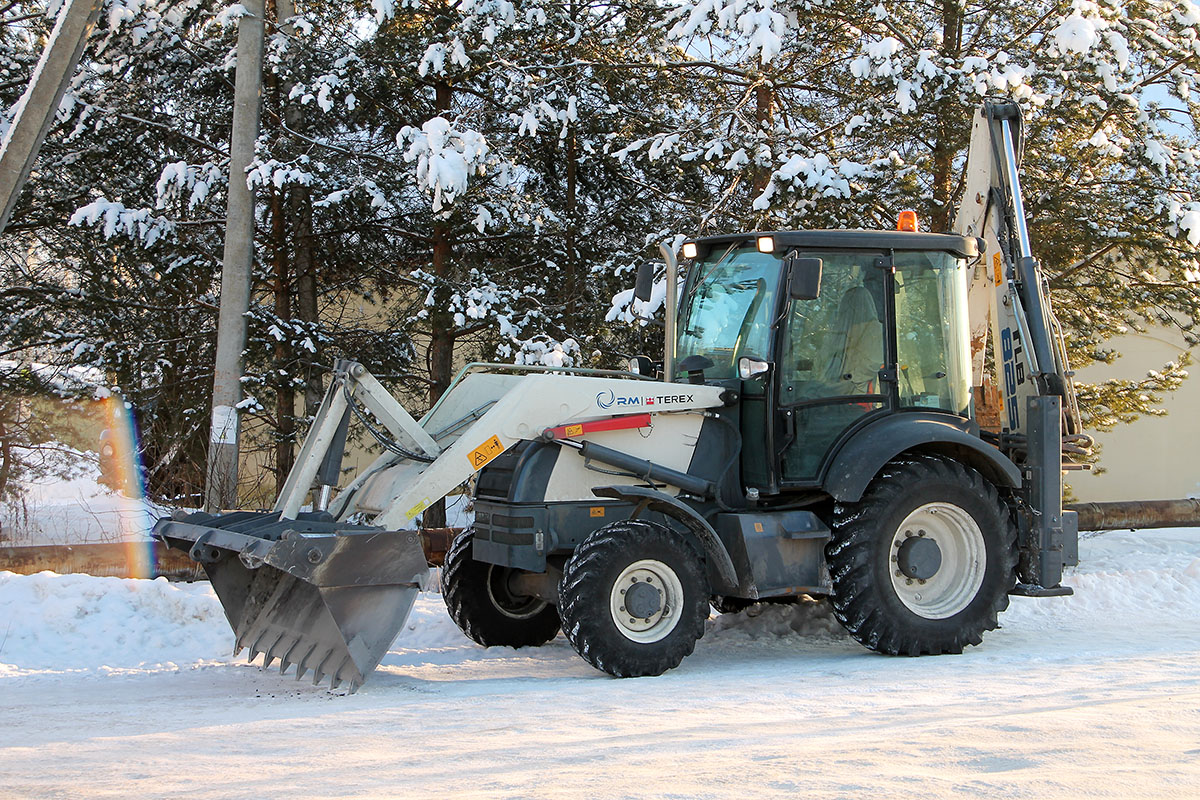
[590,506,606,518]
[406,497,432,520]
[754,522,764,533]
[565,423,584,437]
[993,252,1003,287]
[468,434,506,470]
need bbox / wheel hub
[624,581,663,619]
[487,565,548,620]
[897,534,942,580]
[609,561,685,643]
[889,502,986,620]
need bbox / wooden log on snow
[1068,499,1200,531]
[0,542,205,580]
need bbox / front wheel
[558,520,709,677]
[825,455,1018,656]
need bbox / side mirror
[786,253,822,300]
[634,262,655,302]
[738,356,771,381]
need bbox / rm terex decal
[595,390,694,410]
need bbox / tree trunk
[930,0,964,232]
[293,186,321,416]
[563,128,580,332]
[270,186,296,496]
[423,79,455,529]
[276,0,321,418]
[561,0,582,334]
[752,82,775,196]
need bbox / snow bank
[0,572,229,675]
[707,597,844,639]
[1004,528,1200,636]
[2,529,1198,679]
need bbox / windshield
[675,246,782,379]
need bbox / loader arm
[311,365,725,531]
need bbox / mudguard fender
[592,485,738,588]
[824,412,1021,502]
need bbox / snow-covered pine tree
[614,0,1200,428]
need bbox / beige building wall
[1067,327,1199,502]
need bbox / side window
[780,253,886,404]
[893,251,973,416]
[779,253,887,482]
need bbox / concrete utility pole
[205,0,266,511]
[0,0,102,236]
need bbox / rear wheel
[558,520,709,677]
[442,528,560,648]
[825,455,1017,656]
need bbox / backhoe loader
[155,98,1088,690]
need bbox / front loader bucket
[154,510,429,691]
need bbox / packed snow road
[2,529,1199,799]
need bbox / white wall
[1067,328,1199,502]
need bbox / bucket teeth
[312,650,335,688]
[279,638,302,676]
[294,643,318,682]
[332,655,350,689]
[262,632,287,671]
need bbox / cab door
[776,251,892,483]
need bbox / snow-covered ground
[2,528,1199,798]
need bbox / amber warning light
[897,211,919,232]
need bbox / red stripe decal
[546,413,653,439]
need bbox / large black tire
[825,455,1018,656]
[558,520,709,678]
[442,528,561,648]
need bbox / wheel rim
[486,565,548,620]
[888,502,986,619]
[608,559,685,643]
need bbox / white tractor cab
[156,99,1083,689]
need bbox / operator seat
[823,285,883,395]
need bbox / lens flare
[101,395,154,578]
